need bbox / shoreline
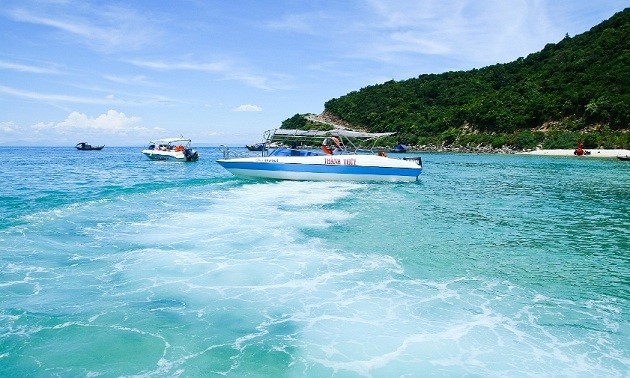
[518,149,630,158]
[407,144,630,158]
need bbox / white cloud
[385,31,451,55]
[267,0,559,69]
[0,85,177,107]
[0,60,62,74]
[266,12,331,35]
[127,58,285,91]
[232,104,262,112]
[23,109,147,139]
[31,122,55,131]
[6,4,160,52]
[0,110,157,145]
[0,85,119,105]
[103,74,157,87]
[54,110,142,133]
[127,59,228,73]
[0,121,17,133]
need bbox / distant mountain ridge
[284,8,629,150]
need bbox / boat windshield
[268,148,321,157]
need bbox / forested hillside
[284,8,629,150]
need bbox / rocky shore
[306,112,629,157]
[407,144,519,154]
[519,149,630,158]
[407,144,630,157]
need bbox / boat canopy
[271,129,394,139]
[150,138,191,144]
[259,128,396,155]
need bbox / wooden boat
[389,143,408,153]
[246,143,266,151]
[76,142,104,150]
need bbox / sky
[0,0,627,146]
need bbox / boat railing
[264,128,398,156]
[219,145,252,159]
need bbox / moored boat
[76,142,104,150]
[141,138,199,162]
[617,155,630,161]
[389,143,408,153]
[217,129,422,182]
[246,142,266,151]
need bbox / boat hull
[142,150,198,162]
[76,146,104,151]
[216,155,422,182]
[75,143,104,150]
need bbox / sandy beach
[519,149,630,158]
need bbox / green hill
[284,8,630,150]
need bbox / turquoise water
[1,147,628,377]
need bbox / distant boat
[389,143,408,153]
[617,155,630,161]
[246,142,266,151]
[76,142,104,151]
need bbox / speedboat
[76,142,104,150]
[217,129,422,182]
[141,138,199,162]
[617,155,630,161]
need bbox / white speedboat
[141,138,199,162]
[217,129,422,182]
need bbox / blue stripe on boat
[217,161,421,177]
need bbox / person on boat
[321,145,333,155]
[321,138,334,155]
[331,137,343,152]
[378,150,387,157]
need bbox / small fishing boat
[246,142,266,151]
[76,142,104,151]
[389,143,408,153]
[141,138,199,162]
[217,128,422,182]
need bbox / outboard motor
[184,149,198,161]
[184,149,191,161]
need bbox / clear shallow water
[1,147,628,377]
